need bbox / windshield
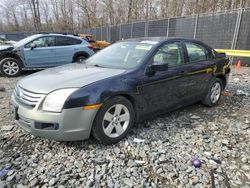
[86,40,158,69]
[13,35,42,48]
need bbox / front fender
[63,74,142,109]
[0,50,25,66]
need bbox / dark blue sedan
[10,38,230,144]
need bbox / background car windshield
[86,41,156,69]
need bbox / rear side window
[56,36,82,46]
[185,43,209,62]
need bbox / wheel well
[119,94,136,108]
[113,94,139,121]
[216,75,226,89]
[2,54,23,66]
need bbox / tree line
[0,0,249,32]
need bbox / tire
[74,55,87,63]
[0,58,22,77]
[202,78,223,107]
[92,96,135,145]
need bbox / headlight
[42,88,78,112]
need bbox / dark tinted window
[153,43,184,67]
[56,36,82,46]
[186,43,209,62]
[25,36,55,48]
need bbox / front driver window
[25,37,55,48]
[153,43,184,67]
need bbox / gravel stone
[190,176,199,185]
[6,170,14,176]
[241,156,248,164]
[123,178,133,187]
[6,174,15,182]
[29,178,38,186]
[242,165,250,171]
[16,184,28,188]
[49,178,58,186]
[190,115,200,119]
[0,182,6,188]
[1,126,14,131]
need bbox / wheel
[0,58,22,77]
[74,56,87,63]
[92,96,135,145]
[202,78,223,107]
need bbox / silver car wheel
[102,104,130,138]
[210,82,221,103]
[2,61,19,76]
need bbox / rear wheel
[74,55,87,63]
[92,96,135,145]
[0,58,22,77]
[202,78,222,106]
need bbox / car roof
[124,37,197,42]
[35,33,84,40]
[123,37,213,49]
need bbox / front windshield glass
[86,40,158,69]
[13,35,42,48]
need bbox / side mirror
[150,61,168,72]
[30,43,37,50]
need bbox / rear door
[55,36,83,65]
[179,41,215,102]
[23,36,57,67]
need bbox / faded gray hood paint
[0,45,13,51]
[18,63,126,94]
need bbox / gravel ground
[0,68,249,188]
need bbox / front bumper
[10,94,98,141]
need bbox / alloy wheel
[102,104,130,138]
[210,82,221,103]
[2,61,19,76]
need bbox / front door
[23,36,57,67]
[141,42,187,115]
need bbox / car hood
[18,63,126,94]
[0,45,14,51]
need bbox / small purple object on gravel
[0,167,10,177]
[192,159,202,168]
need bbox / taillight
[87,45,94,50]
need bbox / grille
[14,86,45,107]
